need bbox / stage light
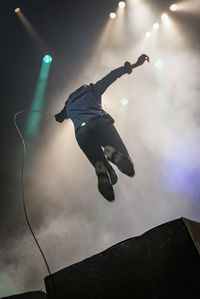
[120,98,129,106]
[154,60,164,69]
[43,55,52,63]
[110,12,117,19]
[15,7,20,13]
[26,56,52,135]
[145,32,151,38]
[118,1,126,9]
[170,4,178,11]
[15,9,46,52]
[153,23,159,30]
[161,13,169,23]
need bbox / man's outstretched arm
[92,54,150,98]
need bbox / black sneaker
[104,146,135,177]
[95,162,115,202]
[107,168,118,185]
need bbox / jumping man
[55,54,150,201]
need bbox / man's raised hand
[133,54,150,67]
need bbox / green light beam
[26,56,52,136]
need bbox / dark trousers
[75,114,131,174]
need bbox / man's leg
[75,125,115,201]
[95,121,135,177]
[76,123,118,184]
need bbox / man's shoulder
[65,85,94,105]
[70,85,91,98]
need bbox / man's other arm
[92,54,150,98]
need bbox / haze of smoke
[1,3,200,296]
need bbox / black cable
[14,110,59,298]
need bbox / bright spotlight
[43,55,52,63]
[153,23,159,30]
[145,32,151,38]
[110,12,117,19]
[118,1,126,9]
[170,4,178,11]
[161,13,169,22]
[15,7,20,13]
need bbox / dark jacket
[55,61,132,130]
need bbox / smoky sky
[1,0,200,297]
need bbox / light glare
[161,13,169,23]
[15,7,20,13]
[153,23,159,30]
[110,12,117,19]
[145,32,151,38]
[43,55,52,63]
[170,4,178,11]
[120,98,129,106]
[154,60,164,69]
[118,1,126,9]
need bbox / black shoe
[104,146,135,177]
[107,169,118,185]
[95,162,115,202]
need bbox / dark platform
[45,217,200,299]
[1,291,47,298]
